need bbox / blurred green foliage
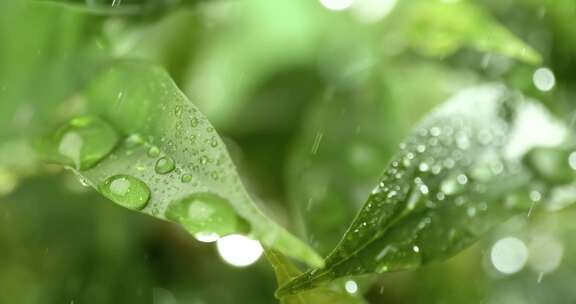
[1,0,576,303]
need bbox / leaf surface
[37,60,323,267]
[278,84,570,294]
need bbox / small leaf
[37,60,323,267]
[265,249,363,304]
[277,84,570,295]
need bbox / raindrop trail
[537,272,544,283]
[114,90,125,107]
[527,200,537,218]
[311,131,324,155]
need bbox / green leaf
[36,60,323,267]
[288,62,476,256]
[392,0,541,64]
[277,84,570,295]
[265,249,363,304]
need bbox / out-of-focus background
[1,0,576,303]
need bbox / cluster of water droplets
[46,103,247,243]
[315,85,563,279]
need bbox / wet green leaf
[265,249,362,304]
[288,62,476,256]
[278,85,570,295]
[37,60,323,267]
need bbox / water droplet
[456,174,468,185]
[190,117,200,128]
[125,134,144,148]
[533,67,555,92]
[418,163,430,172]
[181,174,193,183]
[50,116,119,170]
[490,237,528,274]
[529,190,542,202]
[430,127,441,137]
[165,193,238,236]
[155,156,175,174]
[436,191,445,201]
[217,234,263,267]
[441,176,463,195]
[344,280,358,294]
[320,0,354,11]
[147,146,160,158]
[194,232,220,243]
[419,184,429,195]
[100,175,151,210]
[569,152,576,170]
[210,138,218,148]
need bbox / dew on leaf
[147,146,161,158]
[190,117,199,128]
[99,174,151,210]
[165,193,238,237]
[50,116,119,170]
[155,156,176,174]
[181,174,193,183]
[125,134,144,148]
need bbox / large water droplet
[155,156,175,174]
[99,175,151,210]
[48,116,119,170]
[165,193,238,237]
